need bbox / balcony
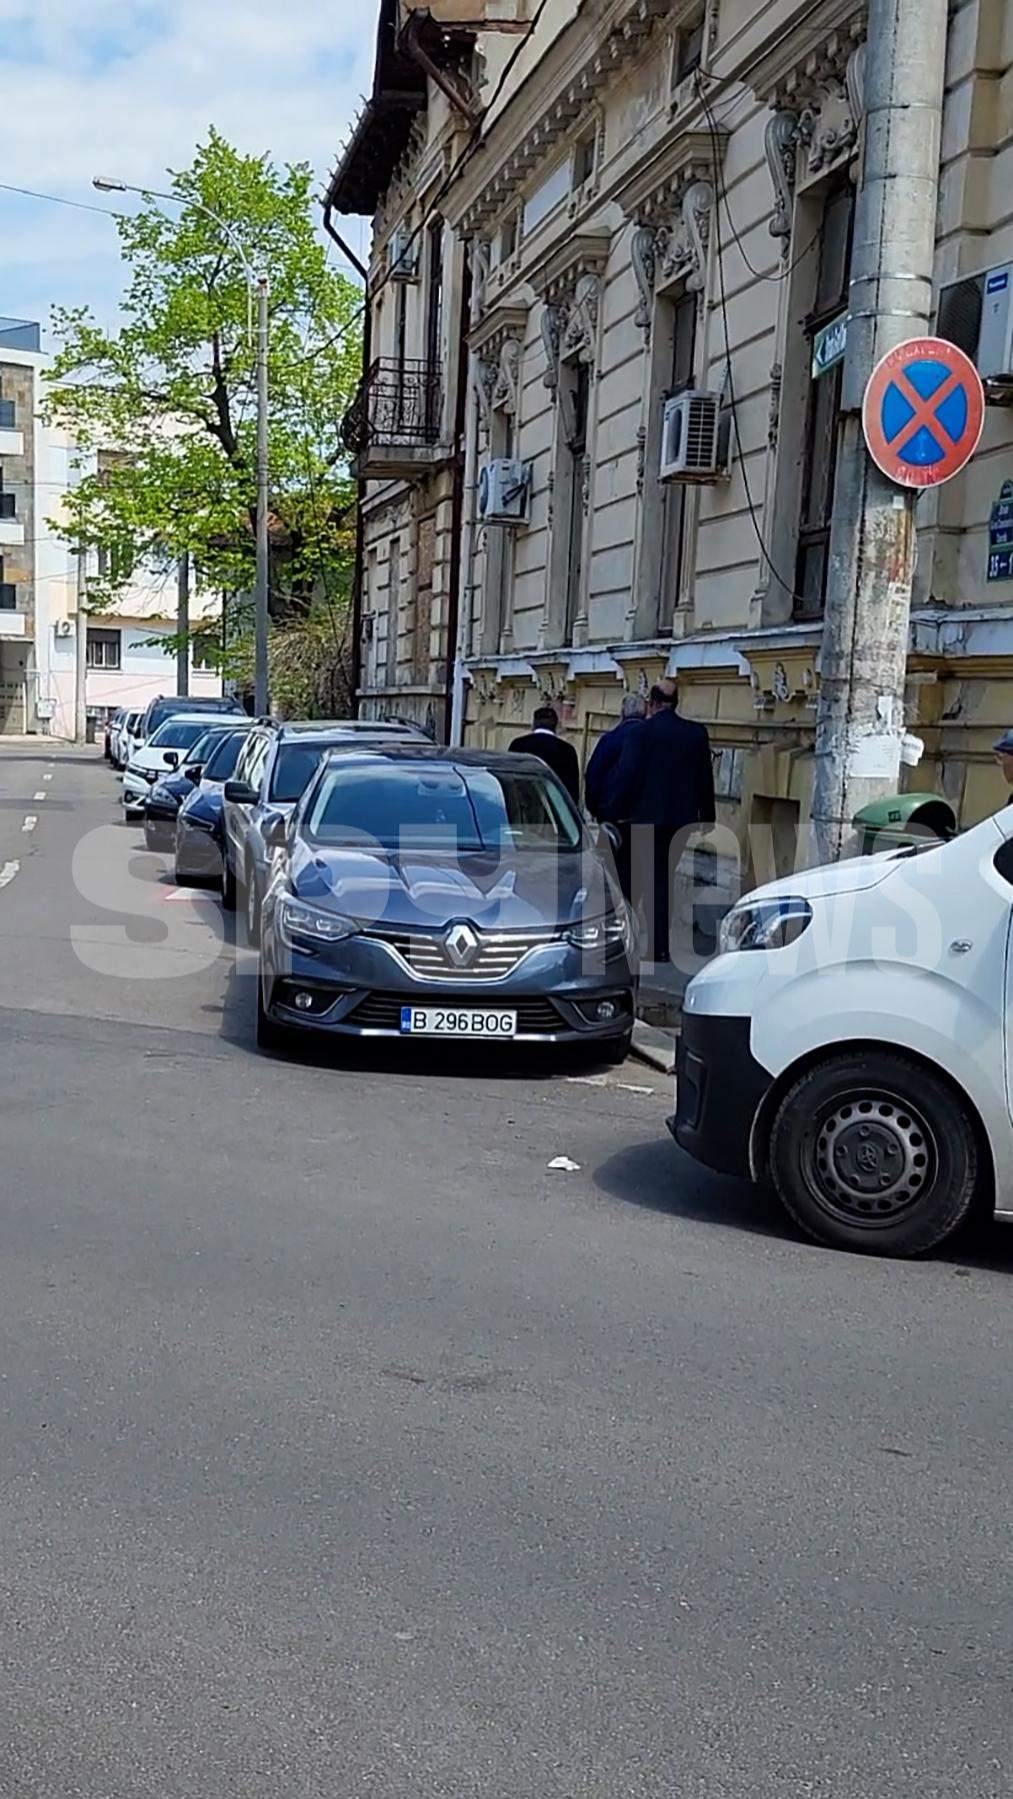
[342,358,443,481]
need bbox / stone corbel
[657,178,713,294]
[491,336,522,416]
[561,271,601,367]
[540,302,566,394]
[845,41,867,153]
[631,224,658,336]
[765,110,799,246]
[472,355,497,430]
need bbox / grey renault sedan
[254,746,637,1059]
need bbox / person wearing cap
[994,731,1013,798]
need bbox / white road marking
[21,816,37,833]
[33,790,46,801]
[0,860,19,888]
[42,772,53,782]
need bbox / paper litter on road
[547,1156,581,1172]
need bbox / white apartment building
[0,318,223,737]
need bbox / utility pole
[254,275,270,717]
[74,545,88,744]
[811,0,948,863]
[176,551,190,697]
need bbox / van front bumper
[670,1012,774,1179]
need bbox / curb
[631,1020,677,1075]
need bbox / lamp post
[93,176,270,716]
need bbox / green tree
[45,129,362,695]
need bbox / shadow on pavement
[595,1136,794,1242]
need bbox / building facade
[333,0,1013,873]
[0,318,222,737]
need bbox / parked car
[137,692,246,747]
[253,745,637,1058]
[122,713,238,819]
[111,708,142,770]
[142,723,244,851]
[672,807,1013,1258]
[221,719,427,943]
[174,727,254,884]
[104,708,124,762]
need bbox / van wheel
[769,1051,979,1258]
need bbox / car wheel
[769,1050,979,1258]
[221,854,237,910]
[256,974,287,1052]
[245,868,261,946]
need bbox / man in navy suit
[608,684,715,962]
[509,705,581,809]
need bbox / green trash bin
[853,792,957,856]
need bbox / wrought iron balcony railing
[342,358,442,461]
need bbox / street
[0,741,1011,1798]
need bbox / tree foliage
[45,130,362,658]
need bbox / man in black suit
[509,705,581,809]
[608,684,715,962]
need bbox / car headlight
[277,894,358,949]
[718,896,812,955]
[567,908,635,957]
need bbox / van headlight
[719,896,812,954]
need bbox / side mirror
[224,780,258,804]
[598,822,622,856]
[186,765,202,784]
[163,750,179,769]
[263,813,288,850]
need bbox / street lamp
[93,176,270,717]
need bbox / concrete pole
[176,551,190,697]
[810,0,948,863]
[254,276,270,718]
[450,239,485,748]
[74,545,88,744]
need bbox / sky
[0,0,377,341]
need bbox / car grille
[368,925,560,982]
[349,992,565,1033]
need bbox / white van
[672,808,1013,1257]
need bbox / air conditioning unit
[937,263,1013,397]
[659,390,726,482]
[478,458,531,526]
[54,618,73,639]
[388,227,419,282]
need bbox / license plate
[399,1005,517,1038]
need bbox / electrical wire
[693,72,821,284]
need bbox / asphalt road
[0,740,1010,1798]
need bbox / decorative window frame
[470,302,530,655]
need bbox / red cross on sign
[862,337,985,489]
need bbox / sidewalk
[631,960,689,1075]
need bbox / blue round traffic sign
[862,337,985,489]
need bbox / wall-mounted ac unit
[388,227,419,282]
[478,458,531,526]
[54,618,73,638]
[937,263,1013,397]
[659,390,726,482]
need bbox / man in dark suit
[509,705,581,809]
[584,692,647,901]
[608,684,715,962]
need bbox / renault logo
[443,922,479,968]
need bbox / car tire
[221,854,237,911]
[256,975,287,1052]
[769,1050,980,1258]
[245,867,260,947]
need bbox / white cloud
[0,0,376,334]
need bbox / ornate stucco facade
[332,0,1013,872]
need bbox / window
[0,395,15,430]
[96,538,136,584]
[523,161,570,236]
[795,177,856,617]
[86,628,121,669]
[191,634,218,671]
[660,292,698,625]
[307,764,584,853]
[496,211,519,266]
[203,732,247,782]
[675,8,705,83]
[385,536,401,688]
[573,129,597,189]
[564,362,591,641]
[0,483,15,521]
[235,731,268,783]
[269,742,332,803]
[149,719,214,751]
[0,556,14,609]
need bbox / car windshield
[149,719,215,751]
[269,741,339,803]
[203,732,247,781]
[306,763,584,852]
[183,729,225,767]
